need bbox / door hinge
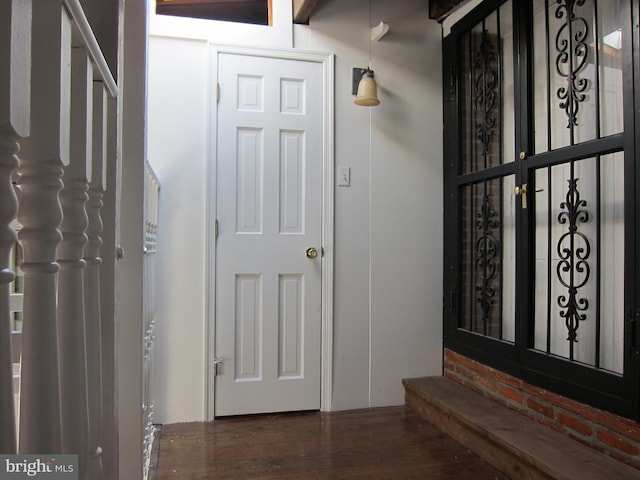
[216,83,220,103]
[214,219,219,240]
[625,307,639,356]
[633,308,640,353]
[213,357,223,376]
[635,308,640,354]
[449,284,456,315]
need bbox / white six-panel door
[214,52,323,416]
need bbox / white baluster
[58,46,92,479]
[142,168,159,479]
[16,0,71,454]
[0,0,31,454]
[85,82,107,479]
[100,96,117,480]
[0,137,19,455]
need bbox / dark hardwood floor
[151,406,510,479]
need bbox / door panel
[526,0,628,373]
[532,0,625,153]
[215,53,323,416]
[531,154,625,372]
[459,175,517,341]
[455,0,517,342]
[459,1,516,175]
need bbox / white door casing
[211,50,333,417]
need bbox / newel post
[0,0,32,455]
[16,0,71,453]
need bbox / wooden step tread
[403,376,640,480]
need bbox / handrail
[63,0,118,98]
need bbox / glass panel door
[527,0,627,374]
[443,0,637,418]
[457,0,517,343]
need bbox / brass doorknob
[306,247,318,259]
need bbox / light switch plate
[338,166,350,186]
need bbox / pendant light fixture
[353,0,380,107]
[354,68,380,106]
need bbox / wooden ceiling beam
[293,0,318,24]
[155,0,269,25]
[429,0,465,22]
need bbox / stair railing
[0,1,118,479]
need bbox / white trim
[206,46,217,421]
[320,52,335,413]
[206,46,334,419]
[202,45,218,420]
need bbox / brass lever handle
[514,184,528,209]
[306,247,318,259]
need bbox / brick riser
[403,376,640,480]
[443,349,640,470]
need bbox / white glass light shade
[354,71,380,106]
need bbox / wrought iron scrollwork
[475,194,499,325]
[556,178,590,342]
[474,29,498,154]
[554,0,590,128]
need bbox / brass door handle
[514,183,528,209]
[306,247,318,259]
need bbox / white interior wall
[147,0,444,423]
[147,35,210,421]
[366,2,443,407]
[294,0,444,409]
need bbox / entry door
[214,52,323,416]
[443,0,638,418]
